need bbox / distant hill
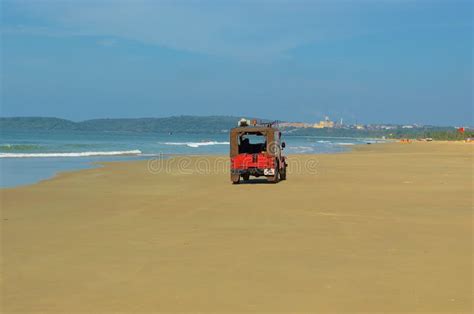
[1,116,470,140]
[0,117,78,131]
[0,116,247,133]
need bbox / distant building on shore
[279,122,312,128]
[313,116,335,129]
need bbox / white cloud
[3,0,361,60]
[6,0,462,61]
[97,37,117,47]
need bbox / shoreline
[1,141,472,312]
[2,137,469,189]
[0,139,468,190]
[21,140,471,189]
[0,143,359,189]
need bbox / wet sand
[1,142,472,313]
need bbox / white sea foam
[0,150,142,158]
[336,143,355,146]
[288,146,315,153]
[317,140,331,143]
[162,141,230,148]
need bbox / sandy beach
[1,142,472,313]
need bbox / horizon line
[0,115,470,128]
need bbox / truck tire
[242,174,250,181]
[231,174,240,184]
[267,166,279,183]
[280,164,287,180]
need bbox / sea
[0,130,383,188]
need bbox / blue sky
[1,0,472,125]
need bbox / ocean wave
[336,143,355,146]
[317,140,331,143]
[161,141,230,148]
[63,143,99,148]
[288,146,315,153]
[0,150,142,158]
[0,144,43,151]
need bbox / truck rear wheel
[267,167,279,183]
[280,164,287,180]
[231,174,240,184]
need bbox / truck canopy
[229,126,279,157]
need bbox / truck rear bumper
[231,168,274,176]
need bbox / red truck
[230,120,287,184]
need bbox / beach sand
[1,142,472,313]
